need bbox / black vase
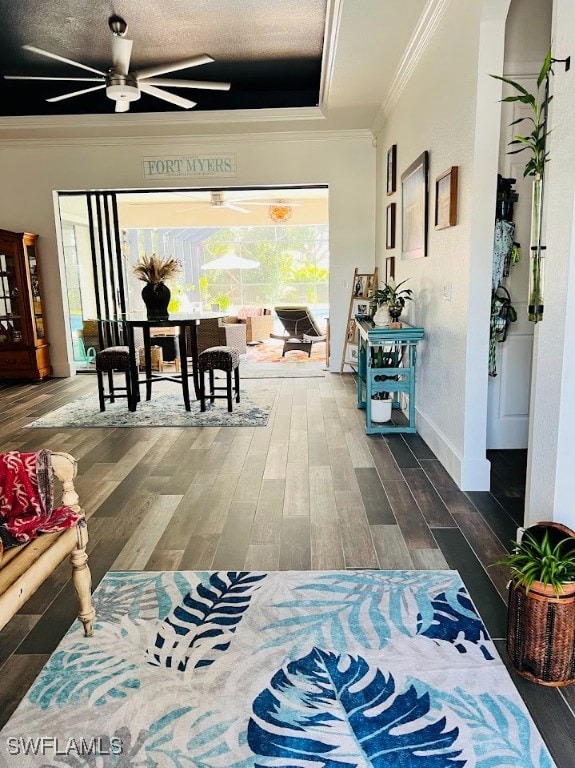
[141,282,171,320]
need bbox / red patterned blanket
[0,450,82,557]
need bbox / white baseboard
[416,408,491,491]
[52,360,74,378]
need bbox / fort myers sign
[143,154,237,179]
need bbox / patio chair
[272,306,327,357]
[186,317,247,356]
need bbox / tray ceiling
[0,0,326,116]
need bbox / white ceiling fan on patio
[3,15,231,113]
[189,192,303,215]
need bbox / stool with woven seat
[95,346,133,411]
[198,345,240,412]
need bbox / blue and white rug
[0,570,554,767]
[24,390,277,429]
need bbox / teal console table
[355,319,424,434]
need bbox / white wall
[373,0,508,489]
[505,0,553,64]
[526,0,575,528]
[0,131,375,376]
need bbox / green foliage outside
[199,225,329,307]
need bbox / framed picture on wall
[401,150,429,260]
[386,144,397,195]
[385,256,395,282]
[435,166,459,229]
[386,203,396,249]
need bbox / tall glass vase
[528,175,544,323]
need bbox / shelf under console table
[355,318,424,435]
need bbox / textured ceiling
[0,0,326,116]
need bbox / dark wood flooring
[0,374,573,764]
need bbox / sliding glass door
[59,192,126,369]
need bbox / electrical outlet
[442,282,452,301]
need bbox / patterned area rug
[244,337,327,364]
[230,362,326,379]
[0,570,554,767]
[24,390,276,428]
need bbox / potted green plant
[371,278,413,326]
[369,345,398,422]
[496,522,575,685]
[490,50,552,322]
[133,253,181,320]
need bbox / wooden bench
[0,451,95,637]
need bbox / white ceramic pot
[373,305,388,326]
[371,398,392,422]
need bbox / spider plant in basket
[498,527,575,595]
[133,253,181,320]
[496,523,575,685]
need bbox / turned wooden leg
[70,545,95,637]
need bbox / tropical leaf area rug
[24,390,277,429]
[0,570,554,767]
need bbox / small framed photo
[346,319,357,342]
[385,256,395,282]
[346,343,359,364]
[435,166,459,229]
[356,303,368,315]
[386,144,397,195]
[353,275,367,297]
[365,274,375,298]
[386,203,396,249]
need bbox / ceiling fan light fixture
[268,201,293,223]
[106,75,140,101]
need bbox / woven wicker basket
[138,345,163,371]
[506,522,575,686]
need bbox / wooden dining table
[121,312,225,411]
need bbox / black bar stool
[198,346,240,412]
[95,346,133,411]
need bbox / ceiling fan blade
[115,100,130,113]
[225,204,250,214]
[132,55,214,81]
[46,84,106,103]
[4,75,103,82]
[22,44,106,76]
[139,84,197,109]
[237,201,302,207]
[142,77,230,91]
[111,36,133,76]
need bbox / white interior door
[486,87,536,449]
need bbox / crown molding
[0,128,373,149]
[0,106,326,135]
[371,0,452,136]
[319,0,345,109]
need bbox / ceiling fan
[185,192,303,215]
[3,15,231,113]
[200,191,252,214]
